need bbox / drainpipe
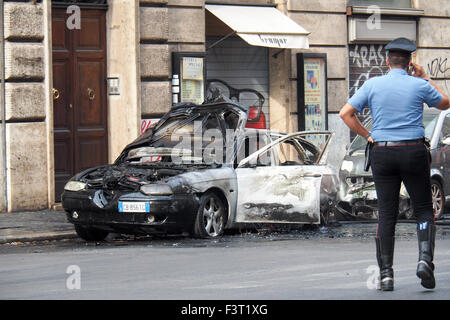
[0,0,8,212]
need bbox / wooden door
[52,8,108,201]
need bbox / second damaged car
[62,99,338,241]
[337,108,450,221]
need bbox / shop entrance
[52,7,108,201]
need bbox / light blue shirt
[348,68,443,142]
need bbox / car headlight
[140,184,173,196]
[64,181,87,192]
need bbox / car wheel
[74,225,109,241]
[403,207,415,220]
[400,199,415,220]
[193,191,226,238]
[431,179,444,220]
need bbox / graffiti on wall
[427,57,450,78]
[427,57,450,95]
[348,44,450,141]
[348,44,389,97]
[348,44,389,137]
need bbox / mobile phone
[408,63,415,75]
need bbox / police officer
[339,37,450,291]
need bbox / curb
[0,230,78,244]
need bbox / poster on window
[181,57,204,104]
[304,58,325,132]
[304,57,327,148]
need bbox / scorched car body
[62,99,338,240]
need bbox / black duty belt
[373,138,424,147]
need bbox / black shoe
[379,268,394,291]
[416,223,436,289]
[417,260,435,289]
[376,236,395,291]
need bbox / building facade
[0,0,449,212]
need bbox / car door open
[235,131,333,224]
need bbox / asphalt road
[1,222,450,301]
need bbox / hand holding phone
[408,63,415,75]
[410,63,428,79]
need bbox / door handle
[302,173,322,177]
[87,88,96,101]
[53,88,60,100]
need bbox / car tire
[431,179,444,220]
[74,224,109,241]
[400,199,415,220]
[193,191,226,238]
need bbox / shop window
[206,37,270,129]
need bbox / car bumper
[62,189,199,234]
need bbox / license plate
[118,202,150,213]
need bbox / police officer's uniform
[347,38,443,291]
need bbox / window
[347,0,412,8]
[236,133,271,167]
[277,141,304,165]
[222,110,239,131]
[442,115,450,139]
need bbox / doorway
[52,7,108,201]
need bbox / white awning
[205,4,310,49]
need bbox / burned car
[337,108,450,220]
[62,99,338,241]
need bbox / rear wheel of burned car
[74,225,109,242]
[193,191,227,238]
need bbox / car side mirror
[245,162,257,168]
[238,160,257,168]
[443,136,450,146]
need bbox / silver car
[337,108,450,221]
[63,99,338,241]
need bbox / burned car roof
[115,99,249,165]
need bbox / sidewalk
[0,209,77,244]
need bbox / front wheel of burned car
[193,191,227,239]
[74,225,109,242]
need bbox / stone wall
[0,2,4,212]
[139,0,205,118]
[415,0,450,97]
[2,1,49,212]
[287,0,349,170]
[106,0,141,162]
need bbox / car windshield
[349,110,441,153]
[126,111,244,165]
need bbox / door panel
[235,132,333,224]
[52,8,108,201]
[53,60,72,129]
[235,166,322,224]
[76,135,106,172]
[76,60,104,127]
[78,17,103,50]
[52,14,70,51]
